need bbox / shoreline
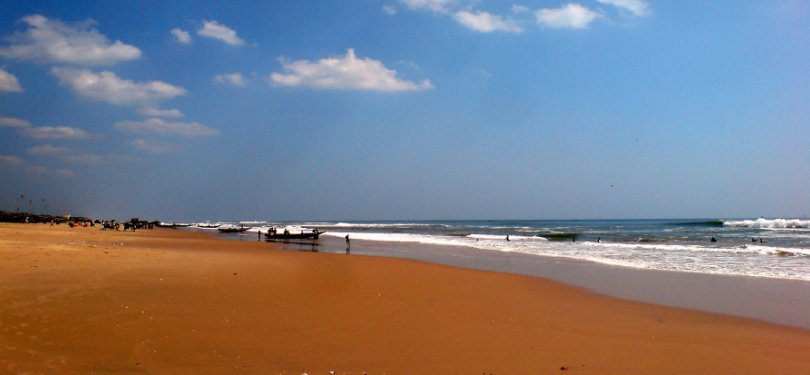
[260,233,810,329]
[2,223,809,373]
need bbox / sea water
[198,218,810,282]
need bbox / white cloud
[138,106,184,118]
[63,154,103,164]
[398,0,455,13]
[170,28,192,44]
[0,68,24,92]
[382,5,398,15]
[214,72,247,87]
[536,3,601,29]
[453,10,522,33]
[2,117,93,141]
[115,118,219,137]
[197,20,245,46]
[26,144,71,156]
[22,126,91,140]
[0,14,141,66]
[26,144,103,164]
[50,67,186,106]
[397,0,527,33]
[270,49,433,92]
[597,0,650,17]
[0,155,26,167]
[129,139,174,154]
[0,154,74,177]
[0,117,31,128]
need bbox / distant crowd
[98,219,156,231]
[60,219,156,231]
[0,210,157,232]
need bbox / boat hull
[264,231,322,240]
[218,227,250,233]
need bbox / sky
[1,0,809,221]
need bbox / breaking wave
[724,219,810,229]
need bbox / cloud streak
[26,144,104,164]
[453,11,522,33]
[197,20,245,46]
[170,28,192,44]
[0,68,24,92]
[50,67,186,106]
[26,144,72,156]
[214,72,248,87]
[0,155,26,167]
[128,139,175,154]
[0,117,31,128]
[0,14,141,66]
[0,155,74,177]
[138,106,184,118]
[536,4,602,29]
[2,116,95,140]
[21,126,91,140]
[394,1,648,32]
[115,118,219,137]
[597,0,650,17]
[398,0,455,13]
[270,49,433,92]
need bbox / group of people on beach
[68,221,92,228]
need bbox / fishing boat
[265,228,323,240]
[218,225,250,233]
[157,222,192,228]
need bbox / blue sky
[1,1,808,221]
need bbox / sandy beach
[1,223,809,374]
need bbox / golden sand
[1,223,809,374]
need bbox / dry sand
[1,223,809,374]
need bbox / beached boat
[265,228,323,240]
[218,225,250,233]
[157,222,192,228]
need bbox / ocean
[189,218,810,282]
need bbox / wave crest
[724,219,810,229]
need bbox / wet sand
[307,236,810,329]
[2,223,809,374]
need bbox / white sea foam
[468,234,548,241]
[578,241,810,256]
[725,218,810,229]
[206,219,810,282]
[326,232,467,247]
[239,220,267,226]
[329,222,450,228]
[323,231,810,281]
